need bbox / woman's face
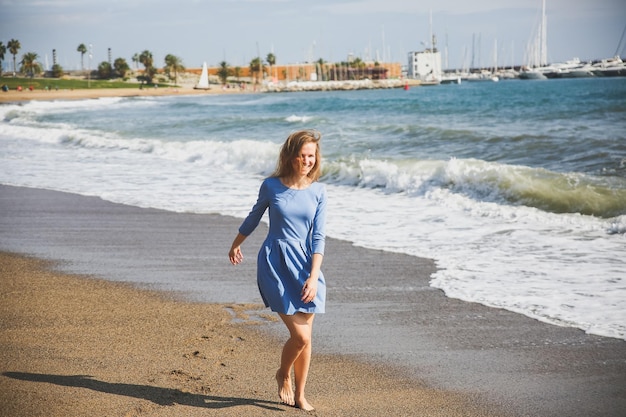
[292,142,317,177]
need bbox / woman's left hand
[301,276,318,303]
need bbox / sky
[1,0,625,72]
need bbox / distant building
[407,49,442,83]
[188,62,403,83]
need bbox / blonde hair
[272,130,322,181]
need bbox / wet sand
[0,185,625,416]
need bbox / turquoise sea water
[1,77,625,339]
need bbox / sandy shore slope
[0,252,501,417]
[0,86,246,103]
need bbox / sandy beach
[0,185,504,417]
[1,185,625,417]
[0,85,248,103]
[0,251,505,417]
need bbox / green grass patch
[1,77,175,90]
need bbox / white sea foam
[285,114,313,123]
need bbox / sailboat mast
[614,23,626,57]
[540,0,547,66]
[429,9,433,51]
[382,25,386,63]
[494,39,498,72]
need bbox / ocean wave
[285,114,314,123]
[3,109,623,219]
[442,158,626,218]
[57,132,279,173]
[322,157,626,218]
[2,97,132,115]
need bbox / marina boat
[540,58,595,78]
[591,56,626,77]
[519,68,548,80]
[562,64,595,78]
[497,69,519,80]
[463,70,499,82]
[521,0,548,80]
[440,73,461,84]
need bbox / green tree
[138,50,156,84]
[217,61,231,85]
[0,42,6,75]
[51,63,64,78]
[113,57,130,79]
[77,43,88,70]
[164,54,184,84]
[350,57,366,77]
[339,61,350,80]
[233,66,241,82]
[249,56,263,85]
[8,39,21,76]
[97,61,112,79]
[132,53,139,70]
[19,52,42,78]
[316,58,326,81]
[266,52,276,79]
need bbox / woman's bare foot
[275,370,294,406]
[296,397,315,412]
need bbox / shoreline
[0,79,419,103]
[0,85,249,103]
[1,185,625,416]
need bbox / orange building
[187,62,402,82]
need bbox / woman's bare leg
[277,312,315,411]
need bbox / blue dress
[239,176,327,315]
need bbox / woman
[228,129,327,411]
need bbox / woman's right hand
[229,233,247,265]
[229,246,243,265]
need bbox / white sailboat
[194,62,211,90]
[520,0,548,80]
[491,39,499,81]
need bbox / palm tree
[233,66,241,82]
[249,57,263,86]
[316,58,326,81]
[349,57,366,79]
[0,42,6,75]
[77,43,87,70]
[138,50,155,84]
[164,54,185,84]
[8,39,21,76]
[132,53,139,70]
[340,61,350,80]
[20,52,42,78]
[217,61,231,86]
[266,52,276,80]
